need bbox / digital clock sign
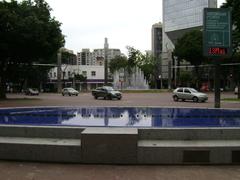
[208,47,227,55]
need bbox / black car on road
[92,86,122,100]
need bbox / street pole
[168,60,172,90]
[214,62,221,108]
[104,38,109,85]
[57,52,62,93]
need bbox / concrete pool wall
[1,125,240,164]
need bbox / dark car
[25,88,39,96]
[92,86,122,100]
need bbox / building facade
[152,22,163,88]
[162,0,217,88]
[77,49,93,65]
[48,65,105,91]
[77,48,121,66]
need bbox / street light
[159,75,163,89]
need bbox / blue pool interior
[0,107,240,128]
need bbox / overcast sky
[46,0,226,54]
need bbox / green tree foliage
[109,46,158,88]
[61,51,76,65]
[0,0,65,98]
[174,30,204,66]
[222,0,240,53]
[109,55,128,73]
[173,30,206,88]
[222,0,240,98]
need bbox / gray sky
[46,0,226,54]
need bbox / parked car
[235,86,238,94]
[173,87,208,102]
[25,88,39,96]
[62,88,79,96]
[92,86,122,100]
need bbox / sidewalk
[1,160,240,180]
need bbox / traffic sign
[203,8,232,57]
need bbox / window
[184,89,191,94]
[177,88,183,93]
[91,71,96,76]
[54,72,56,78]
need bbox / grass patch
[222,98,240,102]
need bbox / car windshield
[67,88,75,91]
[189,88,198,93]
[104,87,114,91]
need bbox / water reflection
[0,107,240,127]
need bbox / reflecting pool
[0,107,240,128]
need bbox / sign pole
[214,62,221,108]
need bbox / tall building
[152,22,163,87]
[162,0,217,87]
[152,22,163,57]
[93,49,121,64]
[77,49,93,65]
[77,48,121,66]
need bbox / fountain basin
[0,106,240,164]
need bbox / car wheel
[68,93,71,96]
[62,93,64,96]
[94,96,98,99]
[108,95,112,100]
[118,97,122,100]
[76,94,78,96]
[193,96,198,102]
[173,95,178,102]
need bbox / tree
[109,55,128,73]
[222,0,240,98]
[0,0,65,99]
[222,0,240,53]
[173,30,206,88]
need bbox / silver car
[62,88,79,96]
[173,87,208,102]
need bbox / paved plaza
[0,92,240,180]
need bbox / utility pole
[57,51,62,93]
[104,38,109,85]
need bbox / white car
[173,87,208,102]
[62,88,79,96]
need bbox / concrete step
[138,140,240,164]
[0,136,81,163]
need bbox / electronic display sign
[203,8,232,58]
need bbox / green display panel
[203,8,232,58]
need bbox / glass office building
[161,0,217,86]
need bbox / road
[1,92,240,109]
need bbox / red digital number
[208,48,226,55]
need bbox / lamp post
[159,75,162,89]
[57,51,62,93]
[104,38,109,85]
